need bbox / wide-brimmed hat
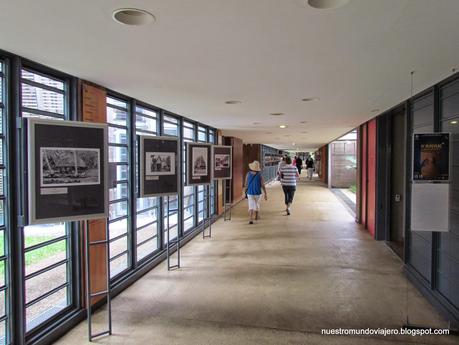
[249,160,261,172]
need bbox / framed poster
[212,145,232,180]
[412,133,450,182]
[27,118,108,225]
[139,135,179,196]
[186,142,212,185]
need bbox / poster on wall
[27,118,108,225]
[140,136,179,196]
[186,142,212,185]
[412,133,450,182]
[212,145,232,180]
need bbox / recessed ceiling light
[371,109,380,113]
[301,97,319,102]
[300,121,308,124]
[113,8,155,26]
[284,134,291,137]
[301,131,308,134]
[451,120,458,125]
[307,0,350,10]
[225,100,242,104]
[270,112,284,116]
[252,122,260,125]
[279,125,287,129]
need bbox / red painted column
[366,119,377,238]
[361,124,368,228]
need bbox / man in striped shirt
[278,156,300,215]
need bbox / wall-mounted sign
[139,135,179,196]
[186,142,212,185]
[212,145,232,180]
[27,118,108,225]
[413,133,450,182]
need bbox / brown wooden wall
[224,136,244,203]
[242,144,261,178]
[81,82,108,306]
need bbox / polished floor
[55,178,456,345]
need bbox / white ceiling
[1,0,459,151]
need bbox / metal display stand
[202,185,212,238]
[166,195,181,270]
[85,219,112,342]
[223,179,232,221]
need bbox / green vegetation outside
[349,184,357,194]
[0,236,66,277]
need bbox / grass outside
[349,183,357,194]
[0,236,66,277]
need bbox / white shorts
[247,194,261,211]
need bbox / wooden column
[81,82,108,305]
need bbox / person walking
[306,155,314,180]
[279,156,299,215]
[295,156,303,176]
[244,161,267,224]
[277,155,286,181]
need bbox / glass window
[21,69,65,118]
[20,67,72,331]
[0,60,8,343]
[183,122,196,231]
[135,105,159,262]
[162,115,179,137]
[107,96,130,278]
[198,126,207,142]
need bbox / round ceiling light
[301,97,319,102]
[253,122,260,125]
[225,100,242,104]
[451,120,458,125]
[307,0,350,9]
[279,125,287,129]
[270,112,284,116]
[113,8,155,26]
[300,121,308,124]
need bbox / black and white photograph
[146,152,175,176]
[192,147,208,176]
[215,154,230,171]
[40,147,100,187]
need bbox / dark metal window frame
[0,48,219,344]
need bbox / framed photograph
[146,152,176,176]
[40,147,100,187]
[212,145,232,180]
[186,142,212,185]
[412,133,450,182]
[139,135,179,197]
[27,118,108,225]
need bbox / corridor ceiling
[1,0,459,151]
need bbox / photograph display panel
[412,133,450,182]
[140,136,179,196]
[186,143,212,185]
[28,119,108,224]
[212,145,232,179]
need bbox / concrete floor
[55,178,457,345]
